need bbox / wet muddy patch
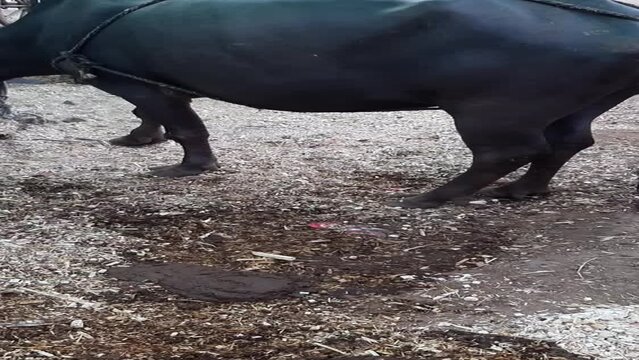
[85,198,511,297]
[108,263,307,302]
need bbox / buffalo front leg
[91,78,219,177]
[147,109,221,178]
[487,87,637,199]
[141,100,220,177]
[109,108,166,147]
[393,115,551,208]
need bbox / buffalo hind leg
[91,78,219,177]
[394,118,550,208]
[487,88,636,199]
[486,120,593,199]
[109,109,166,147]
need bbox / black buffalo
[1,0,638,208]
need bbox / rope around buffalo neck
[66,0,168,54]
[51,0,204,97]
[51,0,639,98]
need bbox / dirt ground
[0,82,637,359]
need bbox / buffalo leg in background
[109,108,166,147]
[487,87,638,199]
[91,77,219,177]
[0,81,10,117]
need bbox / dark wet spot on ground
[108,263,307,302]
[432,330,593,360]
[17,177,119,201]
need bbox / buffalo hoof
[483,184,550,200]
[149,162,220,178]
[109,133,166,147]
[386,196,446,209]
